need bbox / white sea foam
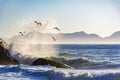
[46,68,120,80]
[8,19,60,64]
[1,65,120,80]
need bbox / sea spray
[8,19,60,64]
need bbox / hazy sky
[1,0,120,37]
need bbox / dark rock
[31,58,72,68]
[47,57,112,69]
[0,38,18,65]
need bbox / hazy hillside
[56,31,120,43]
[105,31,120,41]
[58,31,102,43]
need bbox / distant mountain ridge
[105,31,120,38]
[56,31,120,43]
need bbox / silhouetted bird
[51,36,56,41]
[38,22,42,26]
[34,21,42,26]
[19,32,23,36]
[34,21,38,24]
[53,27,60,31]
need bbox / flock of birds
[19,20,61,41]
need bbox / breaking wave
[0,65,120,80]
[8,19,60,64]
[49,56,120,69]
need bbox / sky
[1,0,120,38]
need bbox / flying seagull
[19,32,23,36]
[38,22,42,26]
[53,27,60,31]
[34,21,38,24]
[34,21,42,26]
[51,36,56,41]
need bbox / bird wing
[54,27,60,31]
[19,32,23,36]
[38,22,43,26]
[51,36,56,41]
[19,32,22,33]
[34,21,39,25]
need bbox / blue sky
[1,0,120,37]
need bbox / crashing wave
[8,19,59,64]
[9,31,57,64]
[0,65,120,80]
[48,57,120,69]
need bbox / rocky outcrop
[31,58,72,68]
[0,38,73,68]
[0,38,18,65]
[47,57,112,69]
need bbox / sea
[1,44,120,80]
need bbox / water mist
[9,19,60,64]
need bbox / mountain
[105,31,120,38]
[57,31,103,43]
[56,31,120,43]
[104,31,120,42]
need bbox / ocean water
[1,44,120,80]
[57,44,120,64]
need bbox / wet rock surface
[31,58,72,68]
[0,38,18,65]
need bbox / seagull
[53,27,60,31]
[34,21,38,24]
[38,22,42,26]
[51,36,56,41]
[19,32,23,36]
[34,21,42,26]
[19,31,26,36]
